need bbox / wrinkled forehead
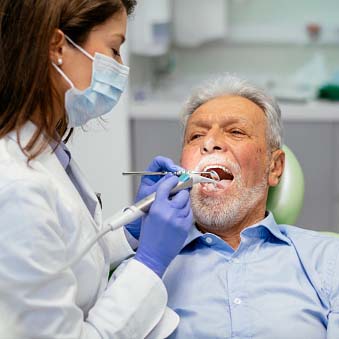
[185,95,267,130]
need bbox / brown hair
[0,0,136,160]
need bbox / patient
[163,75,339,339]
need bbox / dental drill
[57,173,218,273]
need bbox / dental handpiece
[106,173,217,231]
[53,173,218,274]
[34,173,218,282]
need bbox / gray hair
[181,74,283,149]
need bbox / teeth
[203,165,232,175]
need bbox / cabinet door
[130,119,184,194]
[283,122,336,232]
[334,124,339,232]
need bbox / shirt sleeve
[102,218,137,269]
[123,227,139,250]
[0,179,171,339]
[326,242,339,339]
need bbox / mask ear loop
[65,35,94,62]
[51,62,74,89]
[51,35,94,89]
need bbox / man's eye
[231,129,245,135]
[190,134,203,141]
[112,48,121,57]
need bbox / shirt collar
[242,211,291,245]
[183,211,291,248]
[53,141,71,170]
[183,223,203,247]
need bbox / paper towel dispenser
[172,0,228,47]
[129,0,171,56]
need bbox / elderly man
[162,75,339,339]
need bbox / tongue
[207,168,233,181]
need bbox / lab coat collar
[6,121,101,227]
[7,120,45,154]
[69,158,103,226]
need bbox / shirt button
[233,298,242,305]
[205,237,213,244]
[233,258,240,264]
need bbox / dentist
[0,1,192,338]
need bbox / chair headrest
[266,145,304,225]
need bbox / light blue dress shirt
[163,212,339,339]
[54,142,97,213]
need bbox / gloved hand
[125,156,183,239]
[134,175,193,277]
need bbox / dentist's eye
[112,48,121,57]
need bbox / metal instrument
[122,170,218,179]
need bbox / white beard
[190,167,269,232]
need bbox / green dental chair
[267,145,339,238]
[267,144,305,225]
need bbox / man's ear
[49,29,66,65]
[268,149,285,187]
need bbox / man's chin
[191,192,239,228]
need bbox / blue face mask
[52,35,129,127]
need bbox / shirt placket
[227,239,252,339]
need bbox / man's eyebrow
[190,115,253,128]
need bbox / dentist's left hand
[125,156,183,239]
[134,175,193,277]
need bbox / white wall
[129,0,339,100]
[68,88,132,219]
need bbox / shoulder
[280,224,339,264]
[281,224,339,309]
[281,224,339,253]
[0,161,59,215]
[0,139,62,235]
[0,134,56,193]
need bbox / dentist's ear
[268,149,285,187]
[49,29,66,65]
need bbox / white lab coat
[0,122,178,339]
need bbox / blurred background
[70,0,339,233]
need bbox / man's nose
[201,130,227,154]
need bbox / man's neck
[197,209,266,250]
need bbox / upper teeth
[203,165,232,175]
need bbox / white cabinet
[283,122,338,231]
[228,0,339,44]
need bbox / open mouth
[200,165,234,194]
[202,165,234,181]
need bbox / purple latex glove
[125,156,183,239]
[134,175,193,277]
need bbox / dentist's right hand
[134,175,193,277]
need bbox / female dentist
[0,1,193,338]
